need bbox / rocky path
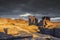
[0,32,60,40]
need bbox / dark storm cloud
[0,0,60,18]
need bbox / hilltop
[0,18,39,37]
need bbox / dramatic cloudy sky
[0,0,60,21]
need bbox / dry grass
[0,18,39,37]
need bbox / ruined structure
[42,16,60,29]
[28,16,38,25]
